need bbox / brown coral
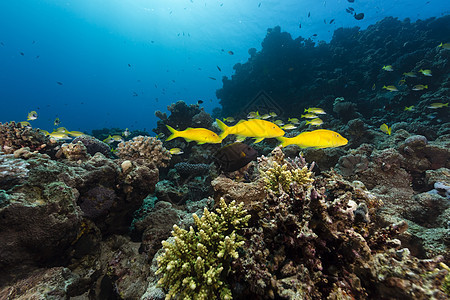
[117,135,171,167]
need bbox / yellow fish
[277,129,348,148]
[398,79,406,86]
[49,132,71,140]
[260,114,271,120]
[427,102,448,109]
[382,65,394,71]
[438,42,450,50]
[404,106,414,111]
[40,129,50,135]
[223,117,235,123]
[412,84,428,91]
[382,85,398,92]
[281,124,297,130]
[300,114,317,119]
[166,125,222,144]
[269,112,278,117]
[27,111,38,121]
[372,83,376,90]
[380,123,391,135]
[274,120,285,126]
[419,69,432,76]
[56,127,69,133]
[304,107,326,114]
[169,148,184,155]
[54,118,60,126]
[216,119,285,143]
[68,131,85,137]
[19,121,31,127]
[305,118,323,126]
[288,117,300,124]
[247,111,260,119]
[403,72,417,78]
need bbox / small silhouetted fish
[214,142,258,172]
[324,19,327,24]
[258,2,261,7]
[56,81,63,85]
[0,42,4,46]
[299,23,301,29]
[228,50,234,55]
[197,100,203,104]
[346,8,353,14]
[151,40,154,43]
[348,7,354,11]
[20,52,24,56]
[217,65,221,71]
[354,13,364,20]
[348,0,354,2]
[172,79,175,83]
[36,55,39,59]
[308,12,310,17]
[128,64,131,67]
[208,77,217,80]
[329,19,335,24]
[312,34,318,37]
[133,91,138,96]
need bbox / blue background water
[0,0,447,133]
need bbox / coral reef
[117,135,171,168]
[0,122,53,154]
[210,147,448,299]
[216,16,449,134]
[73,135,111,157]
[156,198,251,300]
[57,141,91,161]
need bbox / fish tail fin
[276,136,288,147]
[444,103,449,107]
[165,125,179,141]
[216,119,229,139]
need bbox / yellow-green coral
[156,198,251,300]
[261,161,313,194]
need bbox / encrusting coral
[156,198,251,300]
[117,135,171,168]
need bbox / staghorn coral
[117,135,171,168]
[156,198,251,300]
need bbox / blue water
[0,0,448,133]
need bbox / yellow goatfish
[166,125,222,144]
[277,129,348,148]
[216,119,285,143]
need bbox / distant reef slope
[217,16,450,119]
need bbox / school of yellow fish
[378,46,448,135]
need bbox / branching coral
[156,198,251,300]
[259,147,314,195]
[117,135,171,167]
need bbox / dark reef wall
[217,16,450,120]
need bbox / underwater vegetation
[0,15,449,300]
